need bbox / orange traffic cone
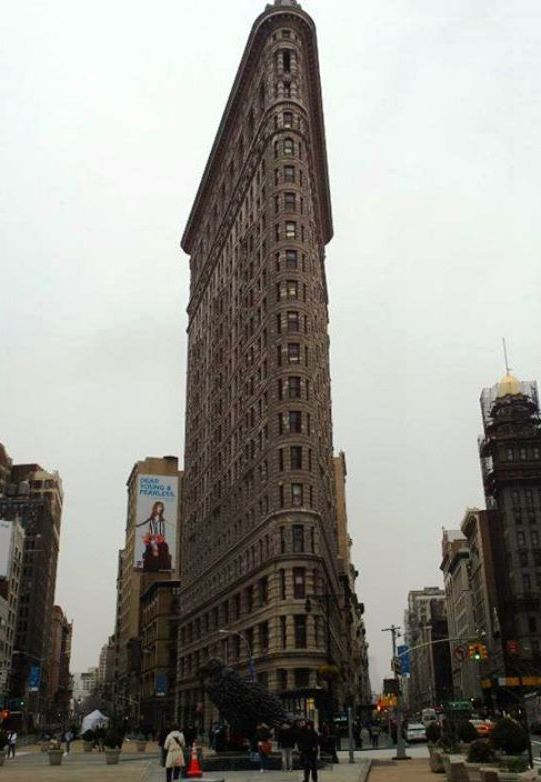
[187,741,203,779]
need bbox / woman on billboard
[136,500,172,571]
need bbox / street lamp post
[304,592,336,725]
[381,625,410,761]
[218,629,255,681]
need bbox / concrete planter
[496,773,521,781]
[136,740,147,752]
[479,769,499,782]
[105,748,121,765]
[48,749,64,766]
[448,759,469,781]
[428,747,445,773]
[465,763,485,782]
[0,753,5,767]
[83,740,93,752]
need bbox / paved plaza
[0,745,437,781]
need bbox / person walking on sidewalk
[256,722,273,773]
[369,722,381,749]
[163,725,186,782]
[278,721,296,771]
[297,720,320,782]
[7,731,17,759]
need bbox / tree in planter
[490,717,529,756]
[82,729,95,744]
[466,739,497,764]
[455,720,478,744]
[426,721,441,744]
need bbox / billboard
[134,474,178,572]
[0,520,13,579]
[28,665,41,692]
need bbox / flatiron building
[177,0,360,724]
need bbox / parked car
[404,722,427,742]
[470,719,495,737]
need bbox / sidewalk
[143,759,370,782]
[0,758,153,782]
[368,758,433,781]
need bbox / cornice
[181,3,333,256]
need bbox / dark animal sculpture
[200,658,290,734]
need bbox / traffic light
[468,643,488,661]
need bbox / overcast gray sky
[1,0,540,688]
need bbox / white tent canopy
[81,709,108,733]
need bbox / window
[278,668,288,690]
[507,448,514,461]
[518,531,526,546]
[293,567,306,598]
[292,483,303,507]
[279,448,284,471]
[292,524,304,552]
[294,615,307,648]
[288,376,301,398]
[519,550,529,566]
[523,573,532,592]
[284,165,295,183]
[246,585,253,612]
[283,111,293,128]
[286,249,297,268]
[280,568,286,599]
[295,668,310,687]
[285,221,297,239]
[291,446,303,469]
[289,411,302,432]
[283,50,291,72]
[285,192,296,211]
[532,530,539,546]
[529,616,537,634]
[287,343,301,363]
[259,576,269,605]
[286,279,298,298]
[280,615,287,648]
[287,311,300,332]
[284,138,294,155]
[259,621,269,653]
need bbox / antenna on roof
[502,338,511,374]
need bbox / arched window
[284,137,294,155]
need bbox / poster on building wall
[0,520,13,579]
[134,475,178,572]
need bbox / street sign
[397,645,410,675]
[453,644,467,662]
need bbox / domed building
[478,370,541,692]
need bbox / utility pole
[382,625,410,761]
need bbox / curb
[359,759,372,782]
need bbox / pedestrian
[369,722,380,749]
[184,724,196,748]
[256,722,272,773]
[158,725,169,767]
[296,720,320,782]
[7,730,17,759]
[278,721,296,771]
[64,729,73,754]
[163,724,186,782]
